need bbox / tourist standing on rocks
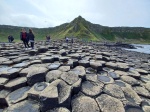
[10,35,14,42]
[46,35,51,43]
[65,37,69,43]
[20,28,30,49]
[28,29,35,49]
[71,38,74,44]
[8,35,11,43]
[8,35,14,43]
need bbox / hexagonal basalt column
[96,94,125,112]
[46,70,62,83]
[5,77,27,91]
[81,81,104,97]
[78,60,90,68]
[28,82,49,101]
[41,57,54,63]
[47,107,70,112]
[40,79,72,111]
[3,100,40,112]
[6,86,30,106]
[1,67,21,79]
[72,96,100,112]
[27,67,48,86]
[61,71,79,85]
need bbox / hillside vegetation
[0,16,150,43]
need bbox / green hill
[0,16,150,43]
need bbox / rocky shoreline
[0,41,150,112]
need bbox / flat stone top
[40,85,58,98]
[27,66,48,77]
[5,77,27,87]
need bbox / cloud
[0,0,150,28]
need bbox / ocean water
[125,44,150,54]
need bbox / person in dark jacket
[10,35,14,42]
[20,28,29,48]
[46,35,50,43]
[8,35,11,43]
[71,38,74,44]
[28,29,35,49]
[8,35,14,43]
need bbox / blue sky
[0,0,150,28]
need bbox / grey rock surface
[122,86,142,105]
[72,96,99,112]
[96,94,125,112]
[81,81,104,97]
[5,77,27,91]
[27,67,48,86]
[28,82,49,101]
[0,41,150,111]
[46,70,62,83]
[97,75,114,84]
[121,75,140,86]
[61,71,79,85]
[6,86,30,106]
[103,84,125,99]
[133,86,150,98]
[1,67,21,79]
[59,66,70,72]
[3,100,40,112]
[47,107,70,112]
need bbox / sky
[0,0,150,28]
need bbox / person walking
[20,28,29,49]
[28,29,35,49]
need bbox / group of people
[20,28,35,49]
[8,30,75,49]
[65,37,74,43]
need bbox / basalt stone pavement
[0,41,150,112]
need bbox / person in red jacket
[20,28,30,48]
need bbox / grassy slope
[0,16,150,43]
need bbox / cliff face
[0,16,150,43]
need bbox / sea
[125,44,150,54]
